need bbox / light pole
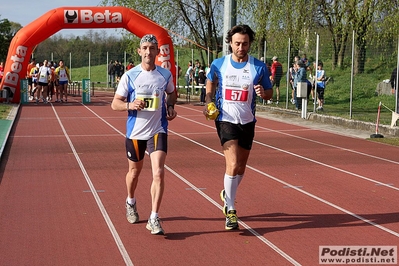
[223,0,237,56]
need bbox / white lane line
[170,128,399,239]
[82,106,301,265]
[176,110,398,191]
[51,104,133,266]
[170,114,399,238]
[179,105,399,165]
[254,140,399,191]
[83,103,399,265]
[165,165,301,266]
[256,124,399,165]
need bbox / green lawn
[0,104,12,119]
[70,60,398,126]
[2,57,397,144]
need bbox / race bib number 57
[225,88,249,102]
[137,96,160,111]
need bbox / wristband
[127,102,130,111]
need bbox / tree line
[0,18,20,63]
[103,0,399,74]
[33,31,137,68]
[0,17,139,68]
[2,0,399,74]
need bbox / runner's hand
[204,102,219,120]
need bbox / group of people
[256,53,327,111]
[26,58,71,104]
[108,60,126,87]
[286,55,326,111]
[184,59,208,104]
[111,25,273,235]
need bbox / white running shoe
[126,202,139,224]
[146,218,164,235]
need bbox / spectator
[288,56,300,105]
[268,56,283,105]
[126,61,135,71]
[115,60,124,83]
[184,60,193,90]
[301,53,310,69]
[293,59,307,110]
[315,62,326,111]
[193,59,201,93]
[390,67,397,95]
[108,60,115,87]
[198,66,206,105]
[175,63,182,79]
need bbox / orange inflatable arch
[0,6,175,103]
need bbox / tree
[349,0,377,74]
[0,18,21,61]
[240,0,317,61]
[316,0,351,70]
[33,32,129,68]
[366,0,399,67]
[239,0,274,58]
[102,0,224,64]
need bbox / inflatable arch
[0,6,175,103]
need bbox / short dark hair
[226,25,255,53]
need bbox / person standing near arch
[26,58,36,100]
[55,60,70,103]
[35,60,51,104]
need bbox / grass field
[0,104,12,120]
[0,94,397,146]
[1,54,397,145]
[67,61,399,145]
[69,57,398,127]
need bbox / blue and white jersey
[115,64,175,140]
[317,69,325,88]
[207,54,272,124]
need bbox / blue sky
[0,0,123,37]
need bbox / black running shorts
[215,121,255,150]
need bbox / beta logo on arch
[64,9,123,24]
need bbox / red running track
[0,92,398,266]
